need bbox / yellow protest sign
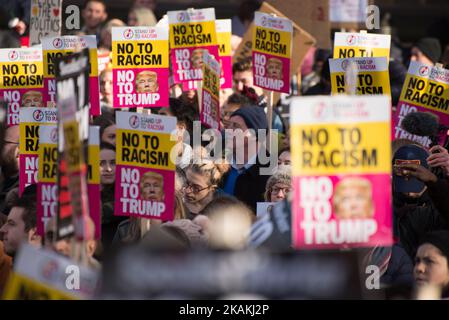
[200,52,221,129]
[333,32,391,60]
[329,57,391,95]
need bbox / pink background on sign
[252,51,290,93]
[392,100,449,147]
[44,77,100,116]
[1,88,50,126]
[19,154,38,195]
[292,174,393,250]
[112,68,169,108]
[171,45,220,83]
[36,182,101,239]
[114,165,175,221]
[219,55,232,89]
[200,90,221,130]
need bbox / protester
[410,37,442,66]
[0,124,19,213]
[93,111,116,146]
[232,57,264,97]
[222,105,272,211]
[414,230,449,298]
[0,185,40,259]
[128,6,157,27]
[301,49,332,94]
[99,66,113,108]
[99,19,125,52]
[181,161,229,219]
[81,0,108,41]
[221,93,252,129]
[0,213,12,296]
[278,148,291,166]
[264,167,291,203]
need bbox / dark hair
[238,0,262,23]
[0,100,8,165]
[232,57,252,74]
[278,147,290,156]
[10,184,37,232]
[100,141,116,152]
[83,0,107,10]
[93,111,115,142]
[226,93,252,107]
[168,98,199,145]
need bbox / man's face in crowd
[0,207,29,256]
[82,1,107,29]
[1,125,20,176]
[233,70,264,96]
[222,103,240,129]
[266,59,283,80]
[22,91,43,108]
[334,186,373,219]
[100,149,116,185]
[102,124,116,146]
[136,72,158,93]
[414,243,449,288]
[410,47,434,66]
[141,176,164,201]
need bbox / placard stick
[267,91,274,151]
[196,80,202,111]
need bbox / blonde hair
[129,7,157,26]
[333,177,374,218]
[140,171,164,191]
[185,160,230,188]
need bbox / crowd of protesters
[0,0,449,299]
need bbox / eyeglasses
[182,181,211,194]
[271,186,291,195]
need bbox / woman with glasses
[264,167,291,203]
[182,161,229,219]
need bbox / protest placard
[42,36,100,115]
[111,26,169,108]
[114,111,176,221]
[37,126,101,239]
[29,0,62,47]
[200,52,221,130]
[330,0,367,23]
[267,0,331,49]
[252,12,292,94]
[168,8,220,83]
[216,19,233,89]
[329,57,391,95]
[3,244,99,300]
[19,107,57,195]
[333,31,391,60]
[290,95,392,249]
[256,202,276,218]
[55,49,91,240]
[0,48,47,126]
[392,62,449,147]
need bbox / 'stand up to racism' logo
[50,127,58,143]
[53,37,63,49]
[312,102,331,120]
[341,59,350,71]
[261,16,268,27]
[33,109,44,122]
[419,65,430,77]
[129,115,140,128]
[123,28,134,40]
[346,34,357,45]
[177,12,187,22]
[8,50,19,61]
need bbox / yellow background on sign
[43,48,98,77]
[291,122,391,176]
[38,143,57,183]
[116,129,176,170]
[169,21,217,49]
[19,123,39,155]
[88,144,100,184]
[399,74,449,114]
[333,46,390,60]
[3,273,75,300]
[330,71,391,95]
[0,62,44,89]
[217,32,231,56]
[202,66,220,99]
[252,26,291,58]
[112,40,169,69]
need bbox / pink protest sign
[111,27,169,108]
[252,12,292,94]
[19,107,57,195]
[216,19,232,89]
[42,35,100,115]
[392,61,449,148]
[37,125,101,239]
[0,48,49,126]
[200,51,221,130]
[114,111,177,221]
[168,8,220,83]
[290,95,393,249]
